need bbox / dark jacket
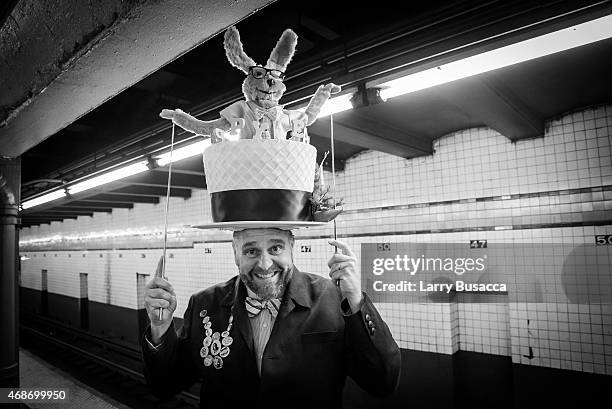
[142,269,401,409]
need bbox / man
[142,228,400,409]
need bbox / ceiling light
[378,13,612,100]
[155,139,211,166]
[21,189,67,210]
[316,93,354,118]
[68,161,149,195]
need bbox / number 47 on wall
[470,240,487,248]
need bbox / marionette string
[159,122,176,320]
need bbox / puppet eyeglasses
[248,66,286,81]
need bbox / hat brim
[190,221,328,231]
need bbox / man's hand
[144,257,177,344]
[328,240,363,312]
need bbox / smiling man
[144,24,400,409]
[234,229,293,300]
[142,227,401,409]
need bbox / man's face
[232,228,294,300]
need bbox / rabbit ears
[224,26,297,74]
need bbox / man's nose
[257,253,273,270]
[266,77,275,87]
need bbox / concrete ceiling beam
[309,120,429,159]
[0,0,274,157]
[439,76,544,141]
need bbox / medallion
[211,340,221,356]
[200,305,235,370]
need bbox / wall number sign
[470,240,488,248]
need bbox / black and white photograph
[1,1,611,408]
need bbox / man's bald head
[233,228,294,244]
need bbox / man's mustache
[251,266,283,276]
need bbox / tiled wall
[20,104,612,375]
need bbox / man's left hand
[328,240,363,312]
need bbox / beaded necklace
[199,307,234,369]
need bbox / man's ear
[287,231,295,257]
[232,241,240,267]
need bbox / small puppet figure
[159,26,340,142]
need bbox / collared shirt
[219,100,304,140]
[245,286,280,376]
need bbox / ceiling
[2,0,611,227]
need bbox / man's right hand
[144,257,177,344]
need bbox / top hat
[193,138,338,230]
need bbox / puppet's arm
[304,84,342,125]
[160,109,231,136]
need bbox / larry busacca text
[370,254,507,293]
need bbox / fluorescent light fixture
[156,139,211,166]
[21,189,66,210]
[316,93,354,118]
[22,139,210,209]
[68,161,149,194]
[379,14,612,100]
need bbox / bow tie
[245,297,281,318]
[254,106,279,122]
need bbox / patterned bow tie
[254,106,279,122]
[245,297,281,318]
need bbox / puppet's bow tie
[254,107,279,122]
[245,297,281,318]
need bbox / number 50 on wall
[595,235,612,245]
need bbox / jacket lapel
[262,268,312,365]
[221,277,254,355]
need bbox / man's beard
[241,265,293,300]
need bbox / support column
[0,157,20,388]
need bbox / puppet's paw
[160,108,188,122]
[159,109,176,120]
[324,83,341,95]
[160,109,197,131]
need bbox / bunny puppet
[159,26,340,143]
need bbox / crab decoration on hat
[160,26,343,230]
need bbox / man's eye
[269,245,283,254]
[245,249,259,257]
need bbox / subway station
[1,0,611,408]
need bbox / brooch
[199,309,234,369]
